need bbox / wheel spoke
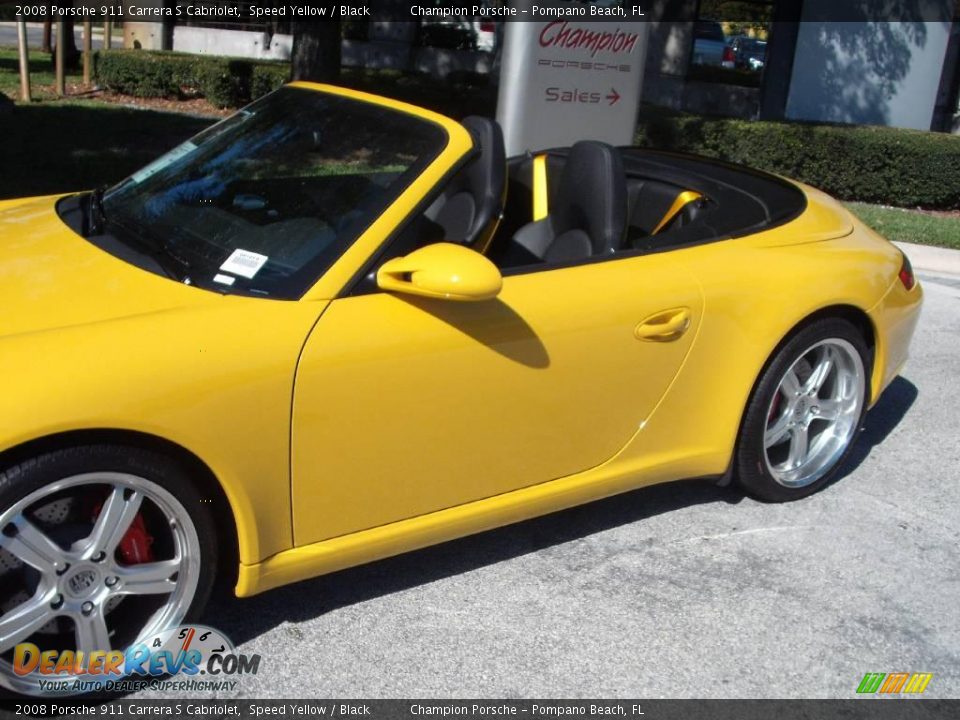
[765,412,791,447]
[115,558,180,595]
[0,515,67,574]
[781,368,802,398]
[74,609,111,655]
[817,399,843,422]
[0,594,54,652]
[803,346,834,395]
[86,487,142,559]
[787,425,810,468]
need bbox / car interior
[360,115,807,289]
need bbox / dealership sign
[496,8,649,155]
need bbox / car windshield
[100,87,448,299]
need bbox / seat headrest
[552,141,627,255]
[431,116,506,247]
[460,115,507,206]
[462,116,505,167]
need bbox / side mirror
[376,243,502,302]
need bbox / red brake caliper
[767,391,783,425]
[91,498,155,565]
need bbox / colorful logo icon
[857,672,933,694]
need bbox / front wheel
[736,319,870,502]
[0,446,216,696]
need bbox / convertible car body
[0,83,921,694]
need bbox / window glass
[688,1,773,88]
[102,87,448,299]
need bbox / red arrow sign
[606,88,620,106]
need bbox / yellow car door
[291,252,703,546]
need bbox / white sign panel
[496,4,649,156]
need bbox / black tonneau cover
[619,148,807,249]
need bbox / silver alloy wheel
[0,472,200,695]
[763,338,865,488]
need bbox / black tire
[735,318,870,502]
[0,445,217,696]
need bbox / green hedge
[636,109,960,209]
[94,50,289,108]
[92,50,497,119]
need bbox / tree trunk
[161,0,176,50]
[56,19,81,68]
[42,17,52,53]
[291,22,341,83]
[53,2,81,69]
[267,0,291,36]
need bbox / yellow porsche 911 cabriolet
[0,83,921,694]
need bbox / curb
[893,242,960,278]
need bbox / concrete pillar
[640,0,697,110]
[122,1,171,50]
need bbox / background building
[642,0,959,133]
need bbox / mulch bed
[912,208,960,218]
[63,83,230,117]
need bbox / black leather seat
[507,141,627,265]
[425,116,506,248]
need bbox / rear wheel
[0,446,216,695]
[736,319,869,502]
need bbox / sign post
[496,3,649,156]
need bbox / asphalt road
[0,23,107,51]
[135,270,959,700]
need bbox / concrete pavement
[895,241,960,277]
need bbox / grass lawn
[845,202,960,251]
[0,101,213,199]
[0,46,84,100]
[0,54,493,200]
[0,43,495,199]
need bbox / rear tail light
[722,46,736,64]
[480,22,495,33]
[898,251,916,290]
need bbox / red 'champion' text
[538,22,640,57]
